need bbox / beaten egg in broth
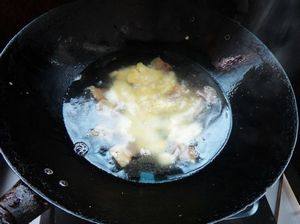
[63,56,232,183]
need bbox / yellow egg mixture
[88,58,215,167]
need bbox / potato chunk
[109,145,133,167]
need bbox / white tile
[266,178,280,214]
[30,217,41,224]
[277,176,300,224]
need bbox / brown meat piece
[150,57,172,72]
[88,86,106,101]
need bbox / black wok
[0,0,298,223]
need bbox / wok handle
[0,180,50,224]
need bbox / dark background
[0,0,299,202]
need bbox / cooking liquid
[63,53,232,183]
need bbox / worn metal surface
[0,206,15,224]
[0,181,49,224]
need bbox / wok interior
[0,0,298,223]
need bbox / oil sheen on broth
[63,58,231,183]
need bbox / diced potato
[178,145,198,163]
[157,152,176,166]
[110,145,133,167]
